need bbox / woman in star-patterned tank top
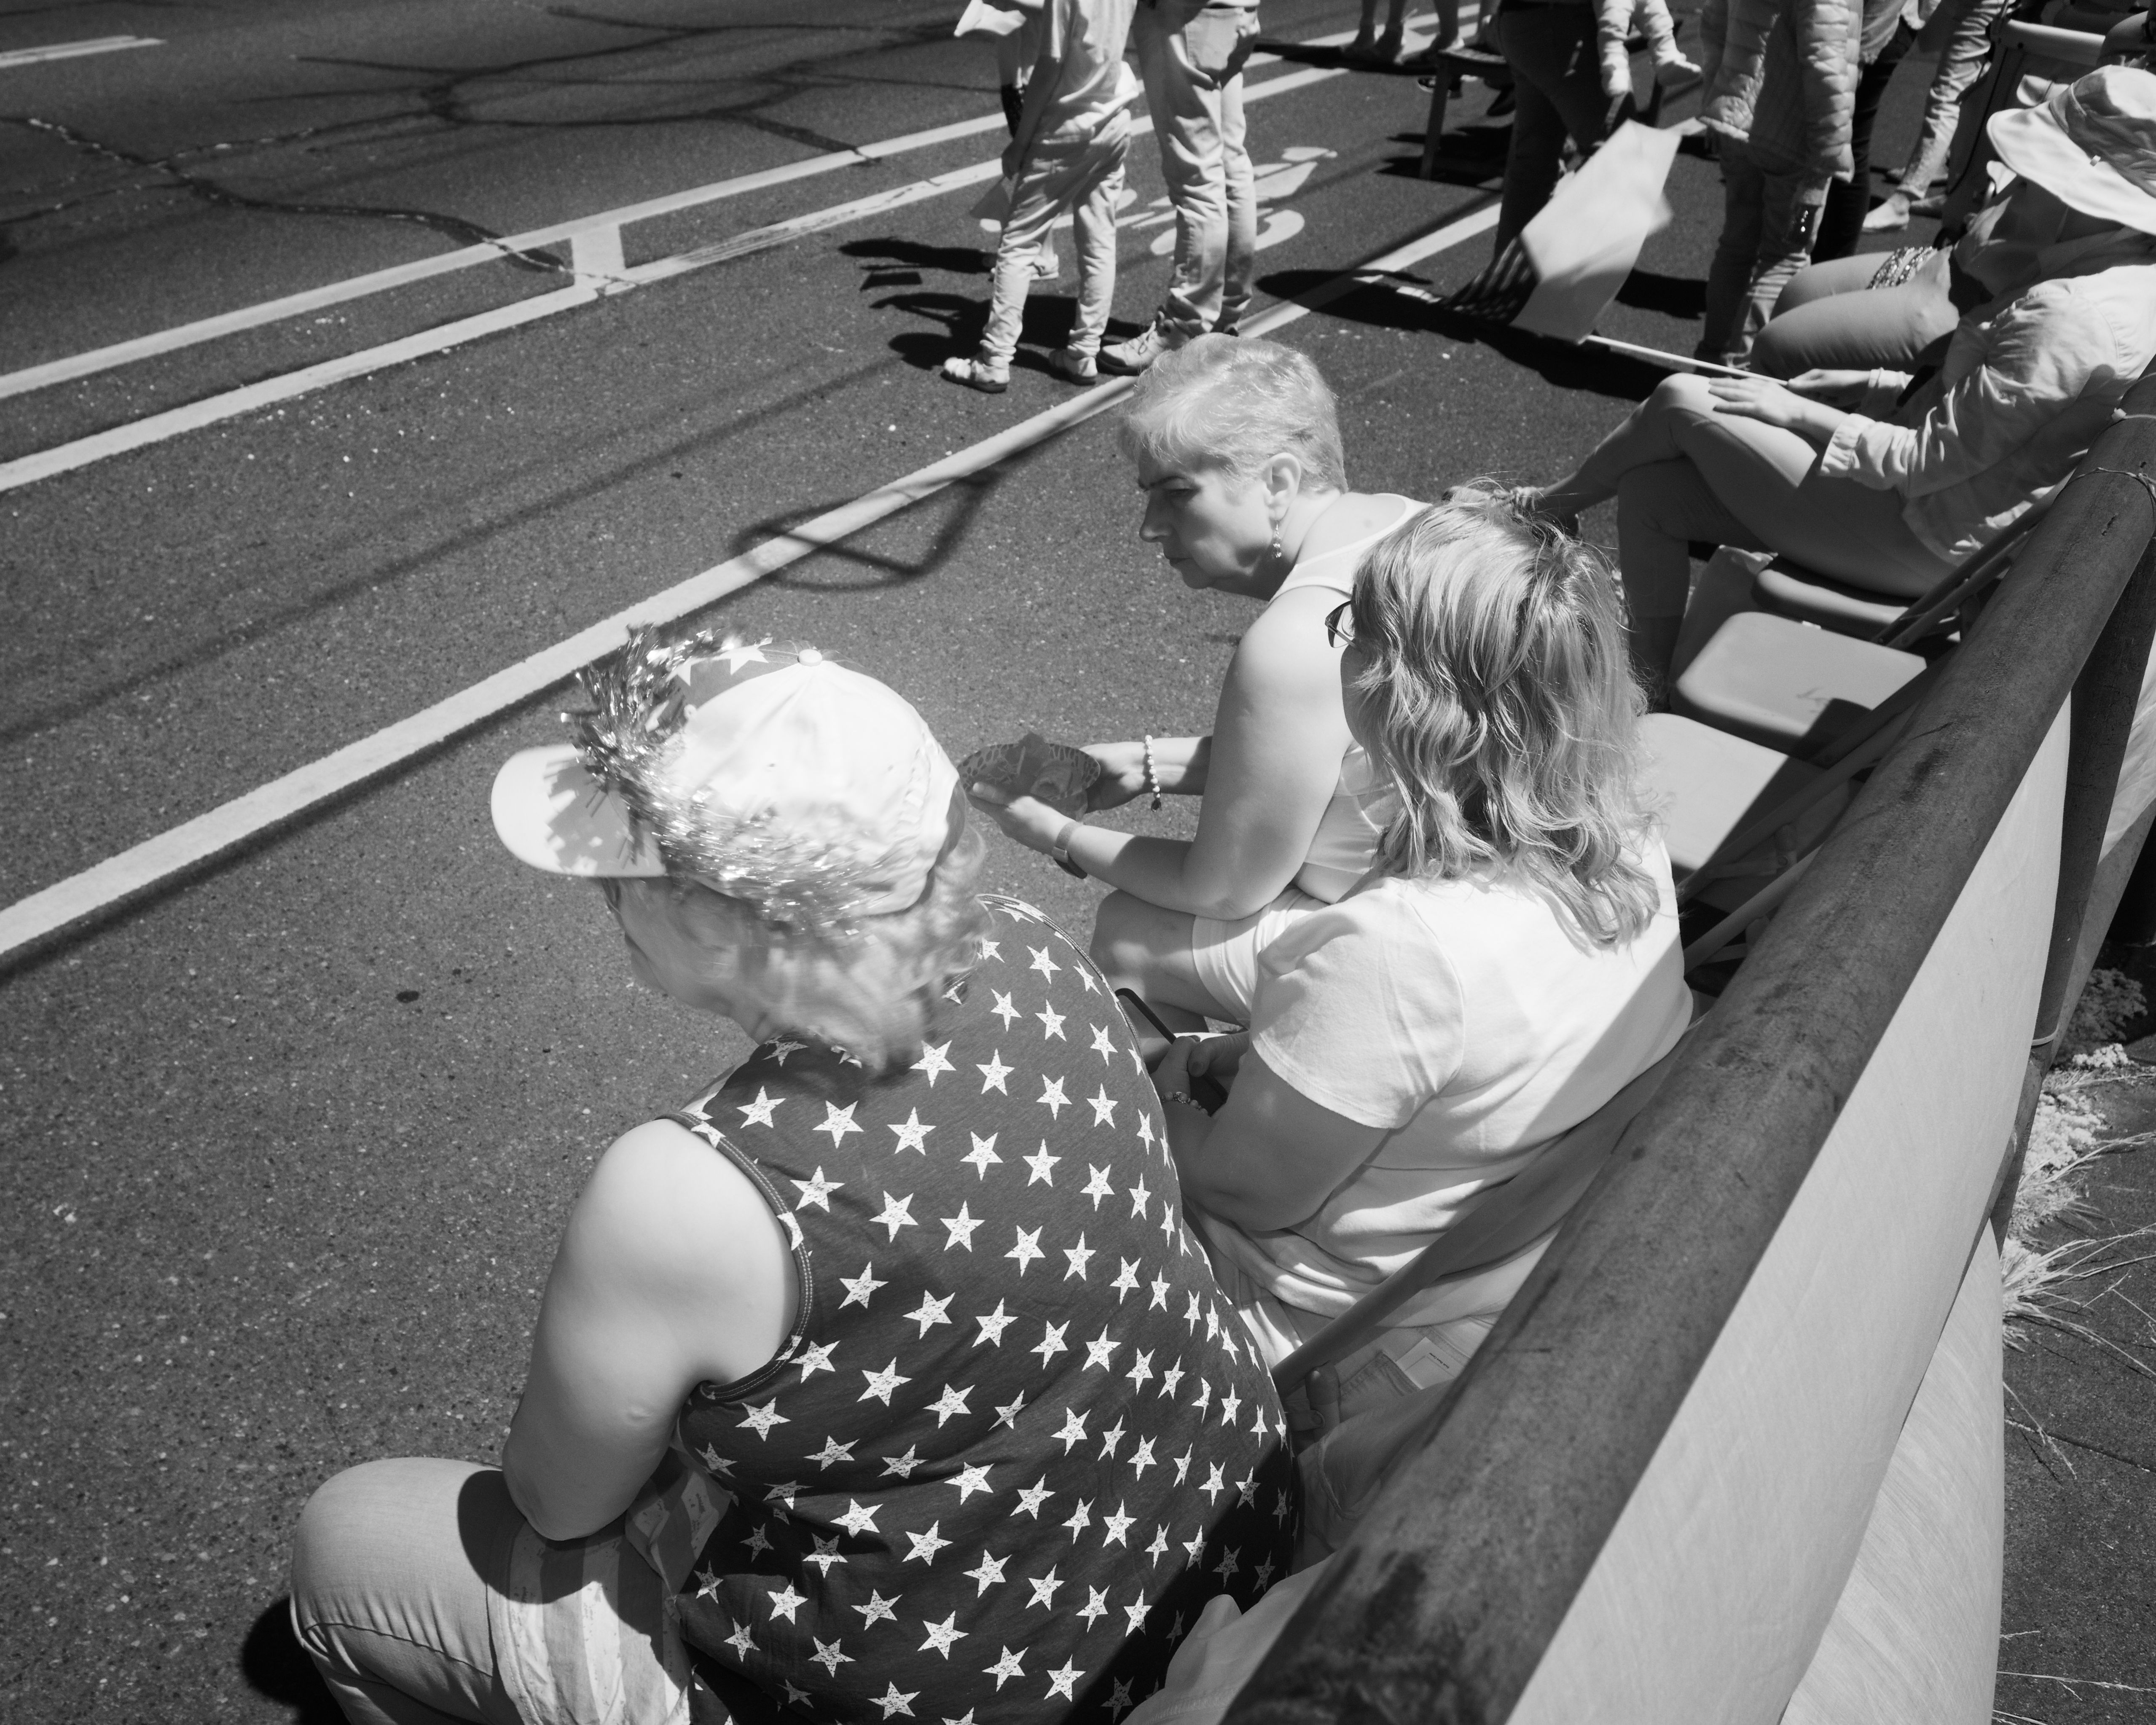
[287,635,1297,1725]
[670,896,1295,1723]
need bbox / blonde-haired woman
[970,334,1418,1030]
[1152,490,1694,1428]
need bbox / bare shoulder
[567,1118,792,1300]
[1296,491,1420,560]
[1226,597,1349,711]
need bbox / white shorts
[1188,887,1325,1021]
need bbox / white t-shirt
[1033,0,1140,146]
[1196,840,1693,1321]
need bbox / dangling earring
[1267,530,1283,566]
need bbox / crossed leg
[1538,375,1953,684]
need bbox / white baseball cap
[491,632,964,932]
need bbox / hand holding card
[957,733,1104,819]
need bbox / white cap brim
[491,745,669,879]
[1990,100,2156,236]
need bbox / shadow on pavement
[1375,121,1510,187]
[840,237,991,280]
[1614,268,1707,322]
[870,288,1145,378]
[739,466,1006,594]
[241,1598,342,1724]
[1252,268,1672,403]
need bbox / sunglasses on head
[1324,600,1356,649]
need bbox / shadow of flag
[1442,121,1683,342]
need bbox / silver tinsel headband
[564,627,954,938]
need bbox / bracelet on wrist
[1051,818,1087,879]
[1142,735,1163,811]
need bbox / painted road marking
[0,48,1407,494]
[0,110,1019,405]
[0,19,1443,406]
[0,196,1498,967]
[0,35,160,69]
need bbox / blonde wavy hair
[1345,485,1660,947]
[608,824,993,1074]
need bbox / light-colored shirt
[1820,251,2156,561]
[1270,495,1422,902]
[1197,842,1693,1323]
[1033,0,1140,147]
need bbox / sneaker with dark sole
[1098,322,1184,376]
[940,355,1010,393]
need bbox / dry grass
[2001,1067,2156,1367]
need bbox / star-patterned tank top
[666,896,1298,1725]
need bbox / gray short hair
[1115,335,1348,491]
[615,824,991,1073]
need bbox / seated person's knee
[1090,891,1156,991]
[1649,371,1716,415]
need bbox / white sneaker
[940,355,1010,394]
[1051,347,1099,385]
[1861,192,1912,233]
[1098,321,1184,376]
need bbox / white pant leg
[1217,67,1256,330]
[980,127,1125,364]
[1069,125,1130,355]
[1133,4,1240,337]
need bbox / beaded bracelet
[1142,734,1163,811]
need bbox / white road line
[0,111,1015,405]
[0,196,1497,966]
[0,35,159,69]
[0,22,1412,405]
[0,53,1388,494]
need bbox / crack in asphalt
[2,113,561,270]
[1,10,976,282]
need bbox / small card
[959,732,1103,818]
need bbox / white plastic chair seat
[1673,612,1928,759]
[1753,560,1908,638]
[1639,714,1851,911]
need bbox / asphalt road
[10,3,2112,1721]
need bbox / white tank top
[1273,495,1423,902]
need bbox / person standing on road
[1099,0,1262,374]
[944,0,1141,392]
[1810,0,1918,261]
[1692,0,1859,365]
[288,632,1297,1725]
[1486,0,1637,255]
[1861,0,2011,234]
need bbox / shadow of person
[876,290,1144,374]
[240,1598,342,1724]
[1251,268,1672,403]
[1615,269,1708,322]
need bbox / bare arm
[502,1120,795,1541]
[1154,1037,1384,1231]
[972,594,1352,919]
[1082,735,1213,808]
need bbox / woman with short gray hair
[969,335,1420,1031]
